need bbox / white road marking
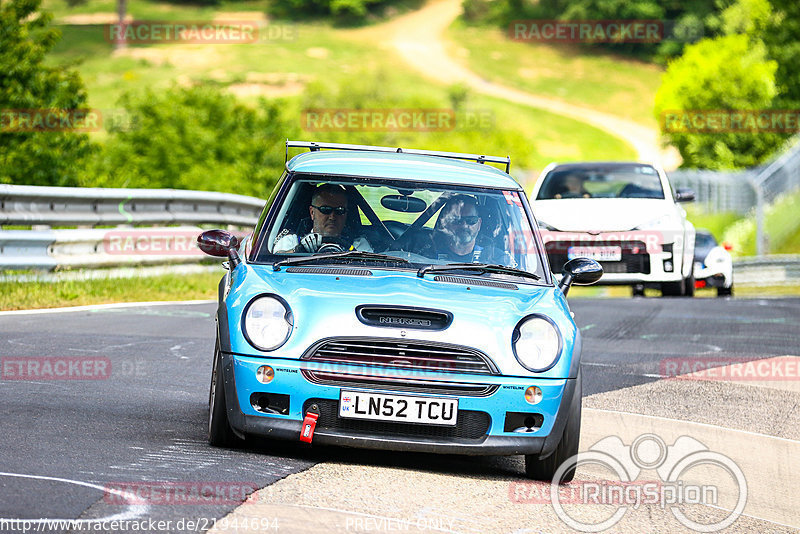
[0,471,148,523]
[0,299,214,316]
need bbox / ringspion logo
[511,433,747,532]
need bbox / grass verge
[47,17,636,168]
[0,272,221,311]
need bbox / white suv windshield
[259,176,547,281]
[537,164,664,200]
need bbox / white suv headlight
[513,315,562,372]
[243,295,293,351]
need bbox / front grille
[304,399,490,440]
[546,240,651,274]
[301,369,499,397]
[302,338,497,375]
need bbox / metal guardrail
[0,184,264,227]
[0,185,262,271]
[667,135,800,218]
[2,185,800,283]
[733,255,800,286]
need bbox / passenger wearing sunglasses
[430,195,486,263]
[274,184,373,253]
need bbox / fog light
[663,260,674,272]
[256,366,274,384]
[525,386,542,404]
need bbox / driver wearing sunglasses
[274,184,373,253]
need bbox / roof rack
[285,140,511,174]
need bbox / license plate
[567,246,622,261]
[338,391,458,426]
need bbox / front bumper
[220,351,578,457]
[546,238,685,285]
[694,264,732,288]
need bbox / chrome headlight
[513,315,562,372]
[243,295,293,351]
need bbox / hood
[224,263,576,377]
[533,198,675,232]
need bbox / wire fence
[667,135,800,215]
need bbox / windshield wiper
[417,263,541,281]
[274,251,412,271]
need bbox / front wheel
[661,279,684,296]
[525,373,582,482]
[208,343,241,447]
[718,284,733,297]
[682,273,695,297]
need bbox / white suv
[531,162,696,297]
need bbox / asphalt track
[1,296,798,533]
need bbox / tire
[661,280,684,296]
[682,273,695,297]
[718,284,733,297]
[632,285,646,297]
[525,373,582,482]
[208,343,240,447]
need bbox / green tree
[88,87,299,197]
[654,34,782,169]
[751,0,800,108]
[0,0,93,186]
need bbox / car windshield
[536,164,664,200]
[255,175,548,282]
[694,231,718,260]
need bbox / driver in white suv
[274,184,373,253]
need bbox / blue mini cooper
[198,141,602,481]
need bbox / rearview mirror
[675,188,695,202]
[558,258,603,296]
[381,195,427,213]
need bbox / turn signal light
[525,386,542,404]
[256,365,274,384]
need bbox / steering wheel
[318,242,345,254]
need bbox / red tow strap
[300,411,319,443]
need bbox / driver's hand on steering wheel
[299,233,323,253]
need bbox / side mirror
[675,187,695,202]
[197,229,241,268]
[558,258,603,296]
